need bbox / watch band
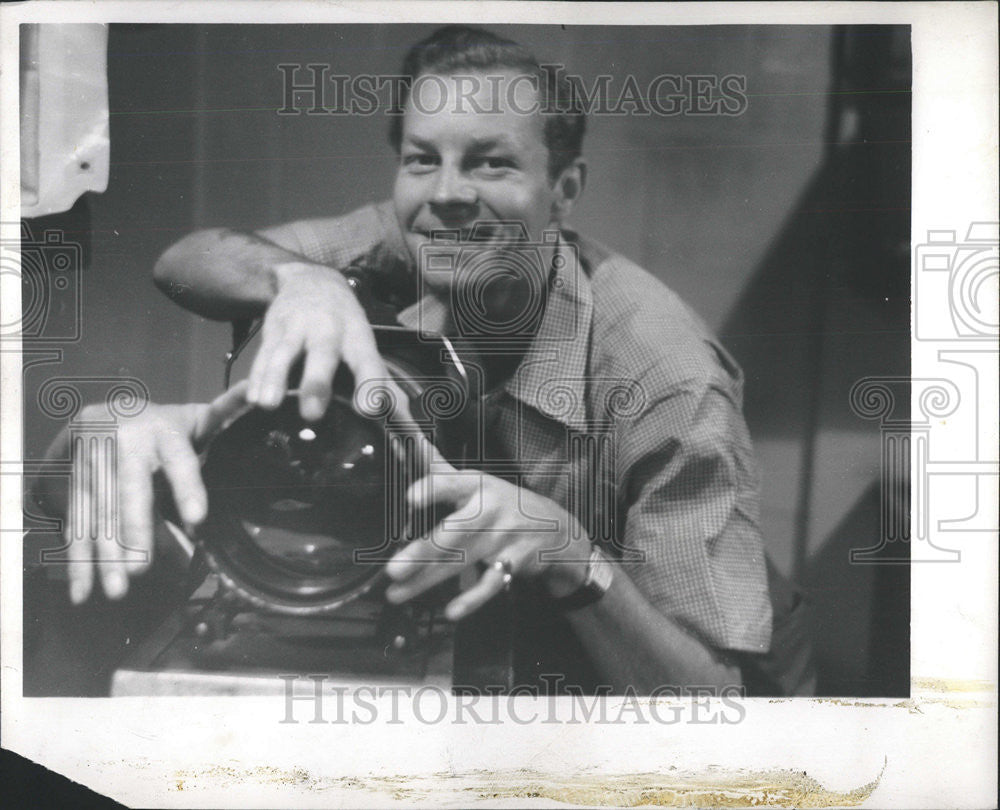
[553,546,614,611]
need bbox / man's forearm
[153,228,309,320]
[564,563,742,694]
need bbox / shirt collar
[396,232,593,432]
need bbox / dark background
[23,24,911,696]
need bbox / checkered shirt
[282,201,772,654]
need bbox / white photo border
[1,2,997,808]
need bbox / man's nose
[431,164,477,207]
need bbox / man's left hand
[385,468,592,621]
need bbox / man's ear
[551,158,587,222]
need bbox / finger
[95,438,129,600]
[405,469,477,512]
[193,380,252,448]
[385,542,467,603]
[246,326,279,404]
[254,338,301,408]
[67,429,102,602]
[298,332,340,421]
[385,552,469,603]
[352,370,407,423]
[402,472,480,554]
[248,327,300,408]
[385,502,481,594]
[444,559,513,621]
[67,524,93,605]
[385,533,458,584]
[341,330,386,417]
[66,485,94,605]
[118,452,155,575]
[403,431,452,482]
[156,430,208,530]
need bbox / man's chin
[407,233,547,303]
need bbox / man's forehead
[402,69,545,141]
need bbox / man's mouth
[412,222,527,243]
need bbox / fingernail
[445,603,466,622]
[182,496,206,524]
[384,584,406,603]
[302,396,324,421]
[385,557,414,580]
[69,579,89,605]
[103,571,127,600]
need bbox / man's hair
[388,25,586,180]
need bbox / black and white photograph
[1,3,996,808]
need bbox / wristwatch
[553,546,614,611]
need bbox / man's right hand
[246,261,390,421]
[44,383,251,605]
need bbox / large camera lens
[197,393,402,613]
[194,327,476,615]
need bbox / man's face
[393,70,562,302]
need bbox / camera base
[111,576,453,696]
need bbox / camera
[914,222,999,341]
[106,324,499,695]
[417,222,577,346]
[0,222,82,342]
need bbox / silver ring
[490,558,514,591]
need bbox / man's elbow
[153,228,225,304]
[152,252,183,301]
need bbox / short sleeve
[615,382,772,654]
[282,200,406,269]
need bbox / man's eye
[475,157,515,174]
[403,154,437,171]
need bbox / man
[56,26,813,695]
